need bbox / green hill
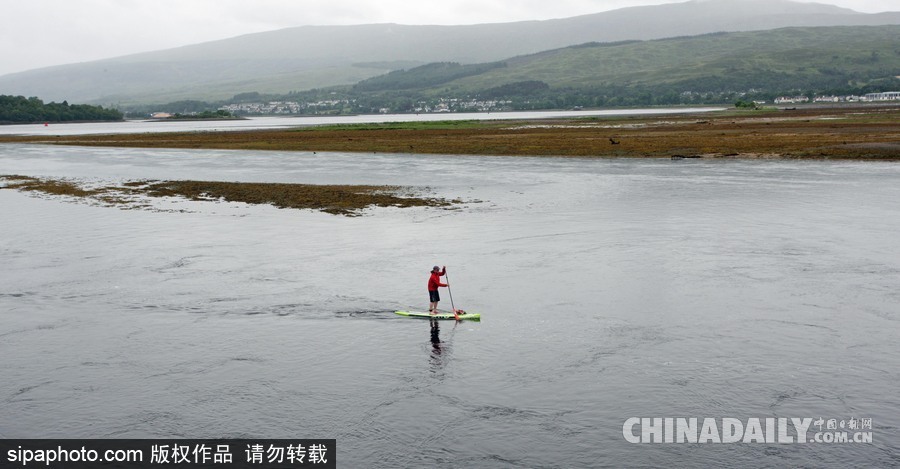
[353,62,507,92]
[363,25,900,106]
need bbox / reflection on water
[430,319,442,350]
[1,144,899,467]
[428,318,460,373]
[429,319,445,369]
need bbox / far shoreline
[0,119,125,126]
[143,116,248,122]
[1,104,898,160]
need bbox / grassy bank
[2,106,899,159]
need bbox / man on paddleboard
[428,265,448,314]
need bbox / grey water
[1,144,899,468]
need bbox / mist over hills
[1,0,899,105]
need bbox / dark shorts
[429,290,440,302]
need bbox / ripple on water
[3,148,900,465]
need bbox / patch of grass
[0,175,101,197]
[140,180,449,215]
[1,176,456,216]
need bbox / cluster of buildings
[413,98,513,113]
[218,100,352,115]
[215,97,514,115]
[864,91,900,101]
[212,91,900,115]
[774,91,900,105]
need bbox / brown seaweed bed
[0,175,456,216]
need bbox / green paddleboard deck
[394,310,481,321]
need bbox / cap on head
[432,265,440,272]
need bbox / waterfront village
[147,92,900,118]
[217,97,513,116]
[776,91,900,104]
[213,92,900,116]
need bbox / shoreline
[1,105,898,160]
[143,116,248,122]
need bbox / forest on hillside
[0,95,123,124]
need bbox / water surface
[1,144,898,467]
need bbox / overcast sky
[1,0,896,77]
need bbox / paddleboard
[394,310,481,321]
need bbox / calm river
[1,144,898,467]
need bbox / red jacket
[428,268,447,291]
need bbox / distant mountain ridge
[1,0,898,105]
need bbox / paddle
[445,268,459,321]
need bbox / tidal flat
[2,105,898,159]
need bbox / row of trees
[0,95,122,123]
